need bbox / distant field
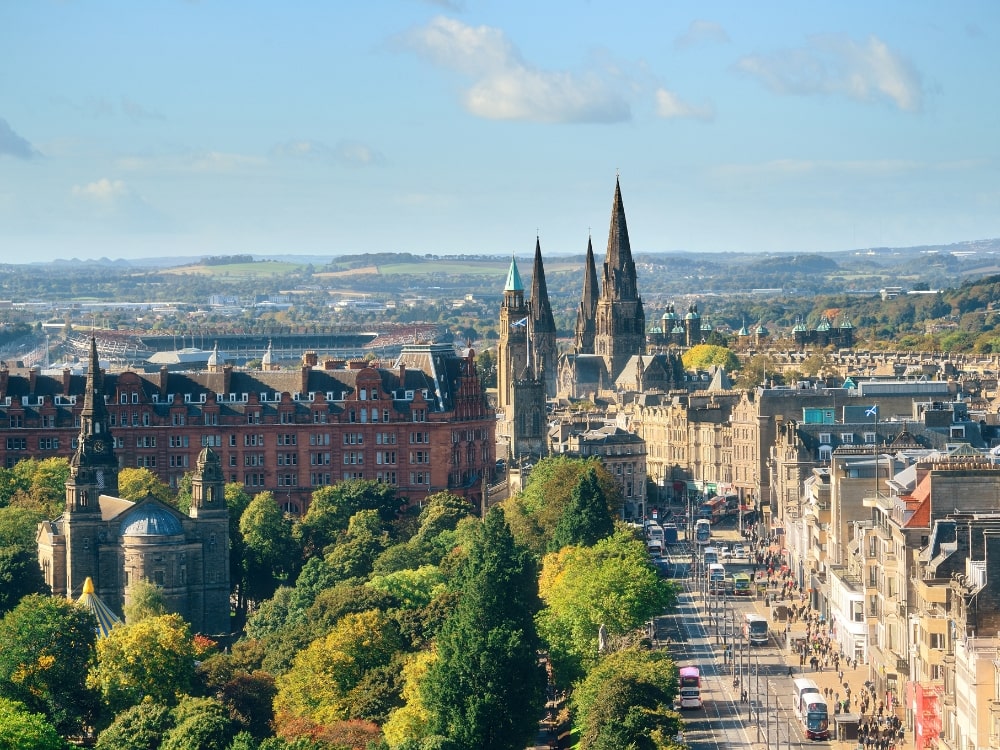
[164,261,305,277]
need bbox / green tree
[94,700,172,750]
[240,492,297,604]
[536,530,677,685]
[0,547,50,615]
[0,697,68,750]
[225,484,253,620]
[87,614,196,715]
[123,580,168,623]
[161,696,235,750]
[549,467,615,551]
[475,349,497,389]
[734,353,781,390]
[0,594,97,735]
[421,507,545,750]
[0,505,47,551]
[681,344,739,373]
[296,480,399,559]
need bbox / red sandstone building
[2,341,494,513]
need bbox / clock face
[93,440,105,453]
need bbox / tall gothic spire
[67,334,118,507]
[602,176,639,301]
[79,335,110,442]
[574,235,599,354]
[529,237,555,333]
[528,237,558,397]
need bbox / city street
[657,519,894,750]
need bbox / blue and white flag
[511,317,528,327]
[865,404,878,417]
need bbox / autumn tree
[123,580,167,623]
[117,467,175,506]
[273,609,403,730]
[94,700,172,750]
[549,466,615,551]
[0,594,98,735]
[87,614,196,715]
[421,507,545,750]
[296,480,399,559]
[681,344,739,373]
[537,529,677,685]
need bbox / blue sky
[2,1,998,262]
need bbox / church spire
[67,335,118,510]
[575,235,599,354]
[603,176,639,301]
[528,237,558,397]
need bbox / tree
[273,609,403,729]
[0,546,50,615]
[0,594,98,735]
[681,344,739,373]
[475,349,497,389]
[549,467,615,551]
[123,580,167,623]
[117,467,175,506]
[571,647,678,733]
[225,483,253,621]
[240,492,297,604]
[296,480,399,559]
[0,697,68,750]
[160,696,235,750]
[0,505,47,551]
[87,614,196,715]
[94,700,172,750]
[382,651,436,749]
[421,507,545,750]
[536,530,677,685]
[734,353,781,390]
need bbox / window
[819,433,831,444]
[311,472,331,487]
[413,408,426,422]
[41,414,55,428]
[819,446,832,462]
[840,433,854,444]
[38,437,59,450]
[277,452,298,466]
[247,411,261,424]
[170,435,189,448]
[170,455,189,468]
[409,432,429,444]
[343,433,363,445]
[202,434,222,447]
[376,450,396,465]
[410,471,430,485]
[137,455,157,468]
[376,432,396,445]
[410,450,429,464]
[277,433,297,446]
[204,412,218,426]
[132,392,139,404]
[383,409,390,423]
[136,435,157,448]
[310,433,330,446]
[344,451,364,465]
[377,471,397,484]
[277,473,298,487]
[172,413,185,426]
[864,432,876,444]
[245,434,264,447]
[280,411,294,424]
[929,633,944,649]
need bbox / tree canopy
[681,344,739,373]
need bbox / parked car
[719,546,732,560]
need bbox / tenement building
[2,340,494,514]
[36,338,231,633]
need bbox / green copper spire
[504,255,524,292]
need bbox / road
[658,525,828,750]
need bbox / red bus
[678,666,702,709]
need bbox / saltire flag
[865,404,878,417]
[511,317,529,327]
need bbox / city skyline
[2,1,999,262]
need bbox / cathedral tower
[497,256,528,416]
[574,236,599,355]
[528,238,558,398]
[593,177,646,381]
[187,447,231,634]
[64,336,119,596]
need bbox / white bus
[708,562,727,594]
[743,613,769,646]
[792,678,821,718]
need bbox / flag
[511,317,528,328]
[865,404,878,417]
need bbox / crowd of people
[737,524,908,749]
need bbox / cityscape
[4,3,1000,750]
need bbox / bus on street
[702,547,719,566]
[678,666,702,709]
[708,563,727,594]
[694,518,712,545]
[733,572,752,596]
[743,612,769,645]
[801,694,829,740]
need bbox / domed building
[37,338,231,635]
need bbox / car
[719,546,732,560]
[732,544,746,559]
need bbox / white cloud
[117,151,266,174]
[70,178,173,231]
[675,20,730,49]
[398,16,630,123]
[654,88,715,121]
[0,118,41,159]
[736,34,922,112]
[272,138,384,167]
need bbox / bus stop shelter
[833,713,860,741]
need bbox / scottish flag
[511,317,528,327]
[865,404,878,417]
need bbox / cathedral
[497,177,683,460]
[37,337,231,635]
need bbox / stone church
[37,338,231,635]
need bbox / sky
[2,1,999,263]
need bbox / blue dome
[120,505,183,537]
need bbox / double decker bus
[733,572,752,596]
[697,496,727,524]
[800,694,829,739]
[694,518,712,546]
[678,666,702,709]
[702,547,719,565]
